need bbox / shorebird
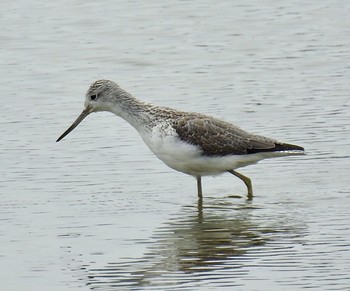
[57,80,304,199]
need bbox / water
[1,0,350,290]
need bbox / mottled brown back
[172,113,303,156]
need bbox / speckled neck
[109,89,155,131]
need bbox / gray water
[1,0,350,290]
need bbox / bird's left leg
[227,170,253,200]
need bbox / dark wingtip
[247,142,304,154]
[277,143,304,152]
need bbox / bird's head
[56,79,121,142]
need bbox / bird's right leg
[196,176,203,198]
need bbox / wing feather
[172,114,282,156]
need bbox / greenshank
[57,80,304,199]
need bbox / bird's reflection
[86,196,302,289]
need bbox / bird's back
[163,110,304,157]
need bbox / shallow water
[1,0,350,290]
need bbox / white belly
[139,126,271,177]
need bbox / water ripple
[85,199,307,290]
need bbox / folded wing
[173,114,304,156]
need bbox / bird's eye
[90,94,97,100]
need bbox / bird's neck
[110,92,153,131]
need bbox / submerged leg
[228,170,253,199]
[196,176,203,198]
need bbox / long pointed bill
[56,107,92,142]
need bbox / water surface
[1,0,350,290]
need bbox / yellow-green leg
[228,170,253,200]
